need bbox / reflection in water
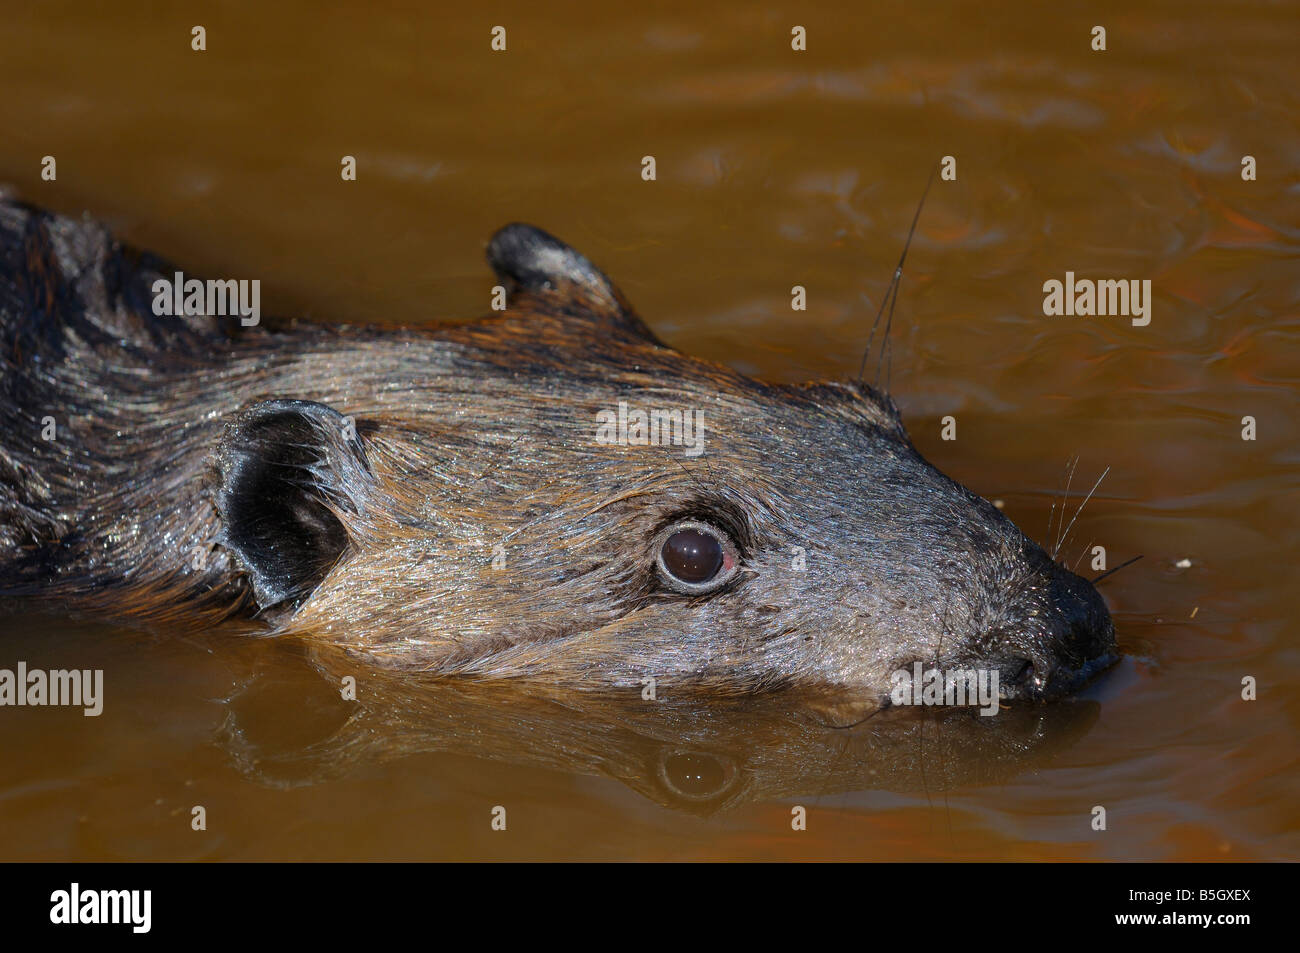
[218,648,1099,815]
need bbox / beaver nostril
[994,653,1064,694]
[1006,657,1034,686]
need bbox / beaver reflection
[657,750,741,804]
[217,647,1100,815]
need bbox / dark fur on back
[1,196,253,621]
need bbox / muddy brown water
[0,1,1296,860]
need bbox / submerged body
[0,195,1115,703]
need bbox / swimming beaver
[0,194,1115,703]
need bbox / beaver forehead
[355,391,1016,570]
[359,393,902,504]
[230,309,903,438]
[331,345,902,455]
[436,313,904,432]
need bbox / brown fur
[0,195,1115,701]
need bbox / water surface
[0,0,1296,860]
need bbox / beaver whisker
[1048,455,1079,560]
[1070,538,1095,573]
[1092,554,1142,584]
[471,432,527,483]
[1056,466,1110,561]
[857,165,937,389]
[1044,455,1071,558]
[659,445,712,495]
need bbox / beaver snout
[987,558,1117,701]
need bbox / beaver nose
[995,559,1117,699]
[1047,562,1116,662]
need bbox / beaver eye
[663,529,722,582]
[655,520,737,593]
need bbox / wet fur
[0,194,1113,699]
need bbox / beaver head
[208,224,1117,703]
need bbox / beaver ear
[487,223,662,343]
[214,400,372,611]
